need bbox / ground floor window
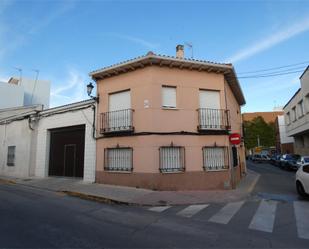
[159,146,185,173]
[203,146,228,171]
[104,147,133,172]
[7,146,16,166]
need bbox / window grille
[7,146,16,166]
[203,146,228,171]
[104,148,133,171]
[159,146,185,172]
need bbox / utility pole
[257,135,260,147]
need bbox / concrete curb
[0,169,261,206]
[246,171,260,194]
[60,191,143,206]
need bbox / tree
[243,116,276,149]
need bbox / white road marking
[249,199,277,233]
[209,201,245,224]
[177,204,209,218]
[148,206,171,212]
[294,201,309,240]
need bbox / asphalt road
[0,162,308,248]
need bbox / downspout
[91,104,96,140]
[224,79,234,189]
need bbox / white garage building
[0,100,96,183]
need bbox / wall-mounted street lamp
[86,82,99,102]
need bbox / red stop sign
[229,133,241,145]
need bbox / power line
[238,61,309,74]
[238,69,304,79]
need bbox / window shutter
[109,90,131,112]
[199,90,220,109]
[162,86,176,108]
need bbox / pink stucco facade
[92,55,246,190]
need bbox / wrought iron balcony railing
[100,109,134,134]
[197,108,230,131]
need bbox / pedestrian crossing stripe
[148,206,171,212]
[147,199,309,240]
[177,204,209,218]
[249,199,277,233]
[208,201,244,224]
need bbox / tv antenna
[30,69,40,105]
[13,67,23,85]
[185,42,193,58]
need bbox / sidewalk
[0,170,260,206]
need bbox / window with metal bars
[7,146,16,166]
[104,147,133,172]
[159,146,185,173]
[203,146,228,171]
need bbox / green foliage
[243,116,276,149]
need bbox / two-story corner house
[284,66,309,155]
[89,45,246,190]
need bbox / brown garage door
[49,125,85,177]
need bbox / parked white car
[296,164,309,197]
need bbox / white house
[0,99,96,182]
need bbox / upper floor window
[292,107,297,122]
[305,94,309,113]
[298,100,304,117]
[109,90,131,112]
[162,86,176,108]
[286,112,291,125]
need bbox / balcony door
[199,90,221,129]
[108,90,131,131]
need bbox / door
[64,144,76,177]
[49,125,85,178]
[108,90,131,130]
[199,90,221,129]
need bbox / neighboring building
[243,111,283,124]
[284,66,309,156]
[0,100,96,182]
[275,115,294,154]
[0,81,24,108]
[90,46,246,190]
[0,77,50,109]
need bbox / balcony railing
[100,109,134,134]
[198,108,230,131]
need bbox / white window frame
[162,86,177,108]
[104,147,133,172]
[159,146,185,173]
[203,146,228,171]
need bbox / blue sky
[0,0,309,112]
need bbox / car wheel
[296,181,307,197]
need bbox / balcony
[197,108,230,132]
[100,109,134,134]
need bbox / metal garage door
[48,125,85,178]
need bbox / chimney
[176,44,184,59]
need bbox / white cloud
[28,0,75,34]
[50,68,89,107]
[103,32,159,50]
[226,16,309,63]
